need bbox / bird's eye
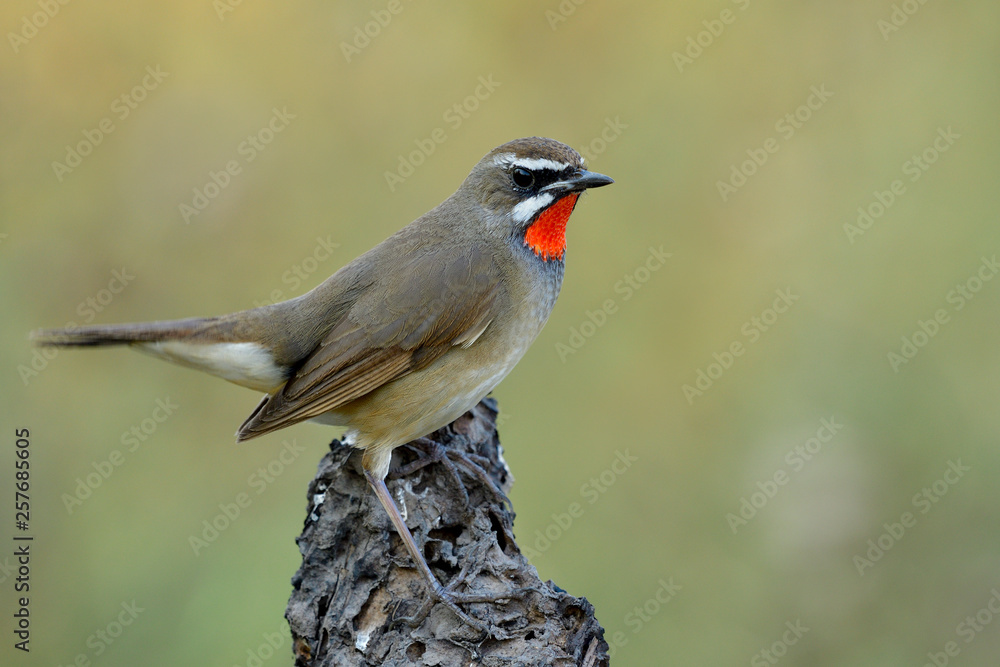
[511,167,535,189]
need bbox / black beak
[544,169,615,194]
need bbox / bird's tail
[30,317,218,347]
[30,316,288,392]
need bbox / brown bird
[32,136,613,629]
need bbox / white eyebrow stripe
[493,154,573,173]
[512,192,555,223]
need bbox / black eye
[511,167,534,189]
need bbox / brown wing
[236,242,502,441]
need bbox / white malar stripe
[512,192,555,223]
[493,154,572,173]
[138,341,286,392]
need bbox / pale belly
[310,308,546,477]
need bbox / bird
[32,136,613,630]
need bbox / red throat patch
[524,193,579,261]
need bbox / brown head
[451,137,614,262]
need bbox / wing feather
[236,243,501,440]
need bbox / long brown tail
[30,317,219,347]
[30,315,290,393]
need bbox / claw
[391,438,470,507]
[402,437,512,512]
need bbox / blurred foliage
[2,1,1000,665]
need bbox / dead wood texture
[285,398,610,666]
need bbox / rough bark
[285,398,609,666]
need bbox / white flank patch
[138,341,285,392]
[453,317,492,349]
[512,192,555,223]
[355,630,371,652]
[493,153,571,173]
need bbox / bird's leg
[395,436,511,511]
[389,438,518,597]
[364,469,514,636]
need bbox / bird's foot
[392,437,511,512]
[393,558,526,640]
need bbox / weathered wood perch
[285,398,610,666]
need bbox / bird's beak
[543,169,615,194]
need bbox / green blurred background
[3,1,1000,665]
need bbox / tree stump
[285,398,610,666]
